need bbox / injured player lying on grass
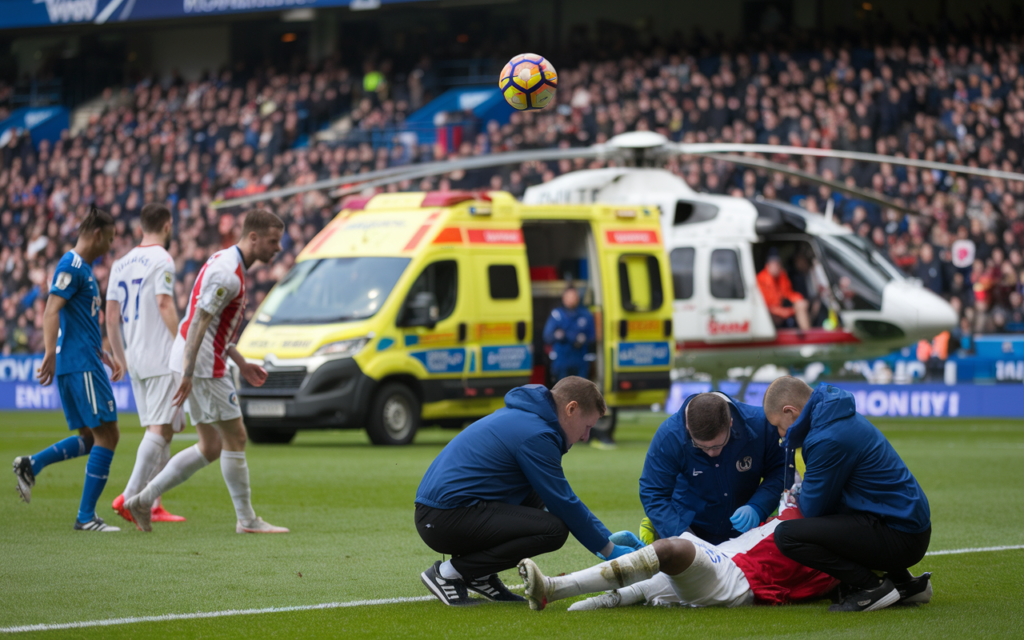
[518,502,933,612]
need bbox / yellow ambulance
[235,191,674,445]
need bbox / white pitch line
[0,596,435,634]
[1,546,1020,634]
[925,544,1024,556]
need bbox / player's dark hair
[763,376,813,419]
[79,206,115,235]
[140,203,172,233]
[686,393,731,441]
[551,376,607,417]
[241,208,284,237]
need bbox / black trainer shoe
[828,578,899,612]
[13,456,34,504]
[420,562,475,606]
[893,572,932,605]
[466,574,526,602]
[73,516,121,532]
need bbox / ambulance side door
[467,242,533,400]
[398,256,470,401]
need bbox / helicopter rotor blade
[707,153,916,215]
[669,143,1024,183]
[210,146,609,210]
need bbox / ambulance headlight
[313,337,369,359]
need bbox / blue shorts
[57,371,117,430]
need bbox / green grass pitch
[1,411,1023,639]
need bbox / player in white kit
[105,203,186,524]
[125,209,289,534]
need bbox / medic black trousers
[774,512,931,589]
[415,492,569,580]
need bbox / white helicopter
[214,130,1024,377]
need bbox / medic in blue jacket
[543,288,595,380]
[639,392,785,545]
[766,379,932,612]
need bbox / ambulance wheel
[367,383,420,445]
[593,408,618,443]
[247,427,297,444]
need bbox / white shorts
[186,376,242,425]
[634,533,753,608]
[131,372,185,430]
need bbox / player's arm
[226,345,267,388]
[172,308,214,407]
[104,300,129,382]
[157,295,179,337]
[37,294,67,387]
[638,418,691,539]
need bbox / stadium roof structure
[0,0,427,31]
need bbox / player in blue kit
[12,207,124,531]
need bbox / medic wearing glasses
[638,392,786,545]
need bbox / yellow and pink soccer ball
[499,54,558,111]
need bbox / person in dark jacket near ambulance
[764,377,932,613]
[639,392,785,546]
[415,377,635,606]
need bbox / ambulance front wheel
[367,382,421,445]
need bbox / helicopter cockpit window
[670,248,695,300]
[836,235,900,282]
[674,201,719,226]
[618,254,664,312]
[710,249,745,299]
[817,238,885,311]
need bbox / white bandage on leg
[549,545,660,602]
[220,450,257,523]
[124,431,168,500]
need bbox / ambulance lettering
[412,349,466,374]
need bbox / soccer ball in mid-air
[499,54,558,111]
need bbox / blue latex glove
[609,530,645,550]
[596,544,635,561]
[730,505,760,533]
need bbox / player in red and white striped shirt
[519,500,840,611]
[125,210,289,535]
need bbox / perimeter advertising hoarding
[667,380,1024,419]
[0,0,421,30]
[2,355,1021,418]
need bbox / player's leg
[116,374,185,523]
[216,415,288,533]
[124,382,222,531]
[519,539,664,611]
[416,500,564,605]
[72,370,121,531]
[12,375,96,503]
[525,534,752,612]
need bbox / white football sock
[220,450,257,523]
[136,444,210,507]
[439,560,463,580]
[123,431,166,500]
[548,546,660,602]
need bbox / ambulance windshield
[257,257,410,325]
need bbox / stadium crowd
[3,30,1024,357]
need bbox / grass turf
[1,411,1022,639]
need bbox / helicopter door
[698,245,775,343]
